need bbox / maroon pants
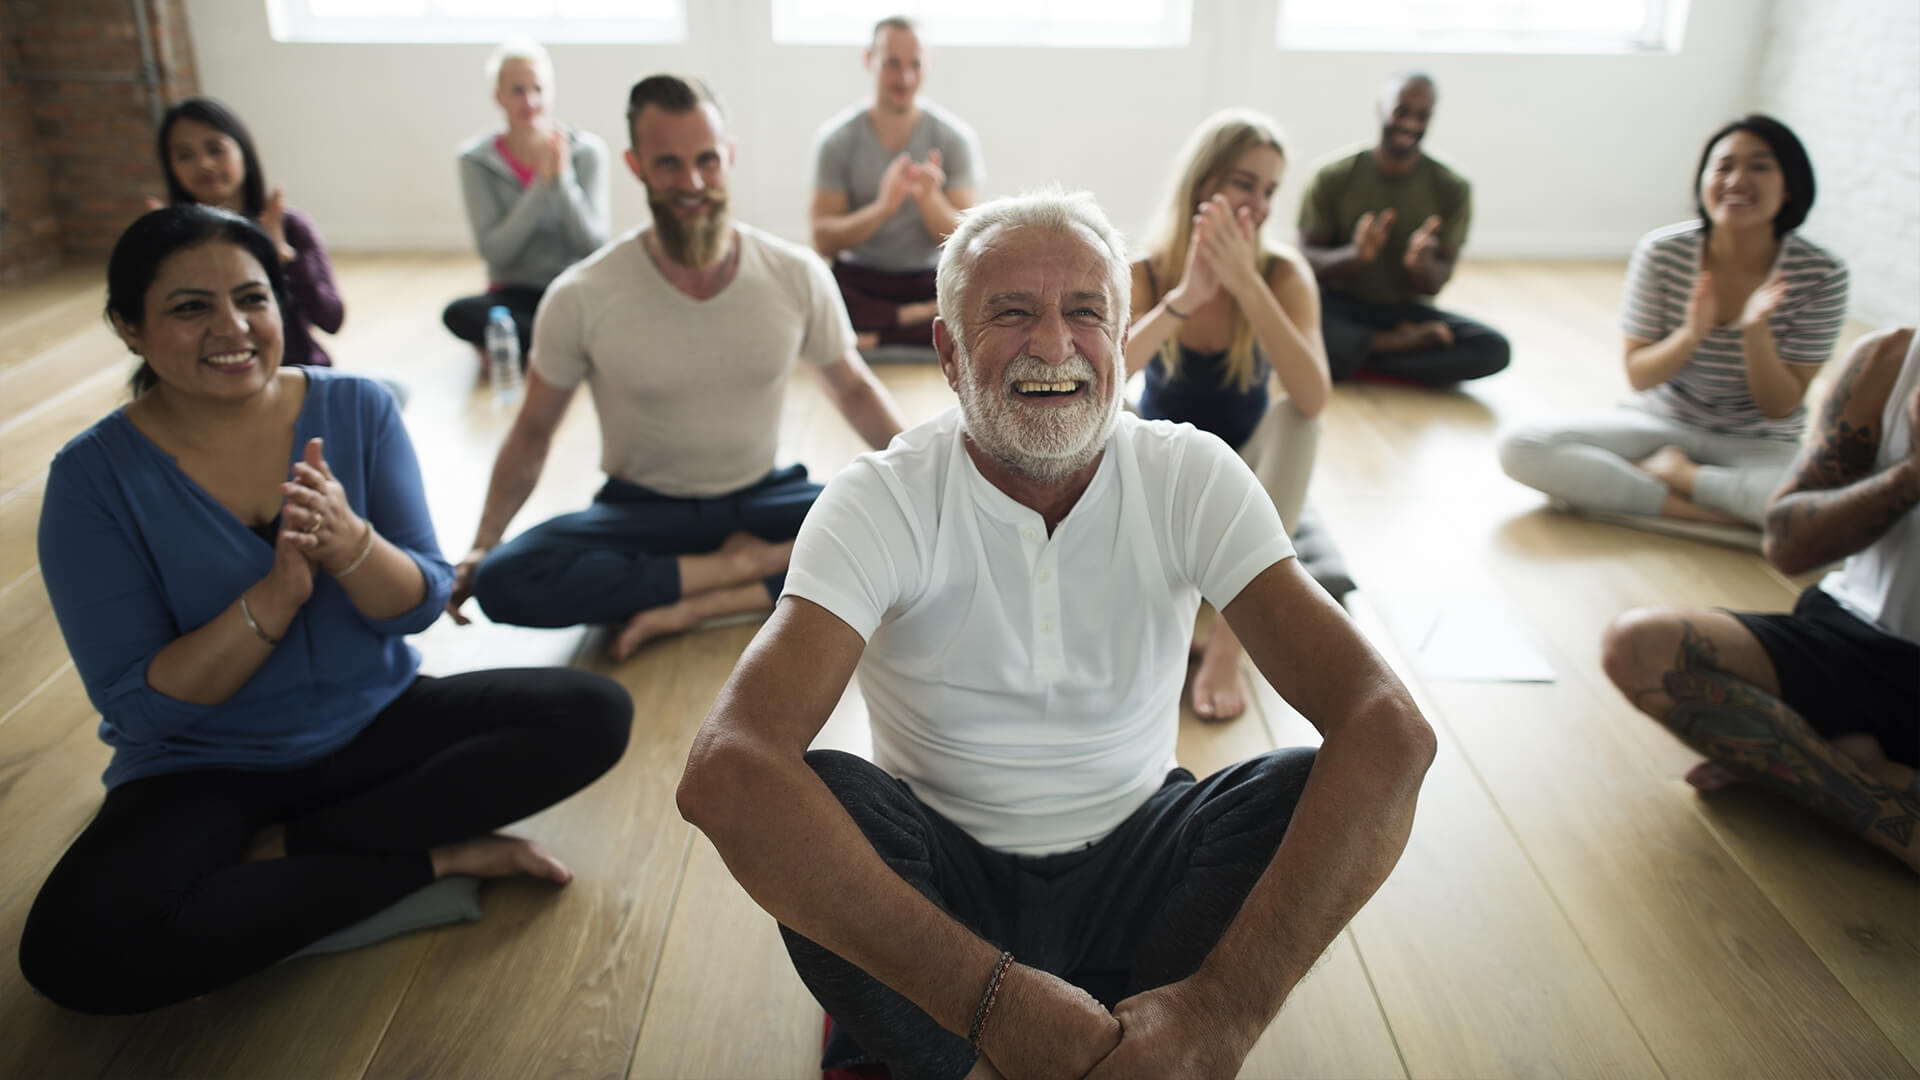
[832,260,937,348]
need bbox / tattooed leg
[1662,665,1920,873]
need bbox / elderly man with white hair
[678,189,1435,1079]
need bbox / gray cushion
[289,876,482,959]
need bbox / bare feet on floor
[717,531,794,581]
[1189,637,1247,722]
[430,833,572,884]
[1634,444,1698,494]
[855,331,880,351]
[1374,320,1454,354]
[1685,734,1916,794]
[608,603,701,661]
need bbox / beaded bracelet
[334,523,377,578]
[968,951,1015,1055]
[239,592,279,647]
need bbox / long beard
[649,192,731,267]
[954,349,1119,484]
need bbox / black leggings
[18,668,631,1015]
[442,285,545,357]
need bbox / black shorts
[1733,586,1920,767]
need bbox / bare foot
[1635,444,1699,495]
[717,531,793,580]
[856,331,880,351]
[608,603,699,660]
[897,299,939,325]
[1374,320,1455,354]
[1190,633,1247,722]
[1684,760,1741,792]
[430,833,572,884]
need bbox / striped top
[1621,222,1849,441]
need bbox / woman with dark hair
[1125,108,1331,720]
[21,205,632,1015]
[1498,115,1849,533]
[157,96,345,368]
[441,38,609,358]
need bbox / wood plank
[627,834,819,1080]
[1322,491,1912,1078]
[1249,599,1660,1078]
[0,570,75,721]
[0,486,44,592]
[358,628,741,1079]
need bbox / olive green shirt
[1298,148,1472,305]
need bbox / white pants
[1496,407,1799,525]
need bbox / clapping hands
[1739,271,1788,329]
[880,149,948,211]
[1352,209,1396,264]
[1402,214,1443,272]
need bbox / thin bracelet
[1163,299,1191,320]
[968,951,1015,1055]
[334,523,377,578]
[239,592,279,647]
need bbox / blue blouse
[37,370,454,787]
[1139,344,1270,451]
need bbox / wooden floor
[1,253,1913,1079]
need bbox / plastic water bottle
[485,305,523,410]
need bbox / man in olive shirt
[1298,72,1509,386]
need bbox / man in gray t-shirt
[809,16,984,352]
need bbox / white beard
[953,346,1119,484]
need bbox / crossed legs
[1601,606,1920,873]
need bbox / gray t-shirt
[811,101,983,272]
[530,223,854,498]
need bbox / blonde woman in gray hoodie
[443,39,610,358]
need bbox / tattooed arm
[1762,327,1920,574]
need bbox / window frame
[1274,0,1688,55]
[265,0,688,45]
[769,0,1192,49]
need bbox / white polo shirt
[783,408,1294,855]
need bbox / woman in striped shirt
[1498,115,1848,531]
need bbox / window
[1276,0,1687,54]
[771,0,1191,48]
[267,0,686,44]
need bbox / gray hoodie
[455,125,611,289]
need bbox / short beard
[649,192,731,267]
[954,348,1119,484]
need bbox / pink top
[493,134,537,188]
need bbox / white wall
[1753,0,1919,328]
[186,0,1769,263]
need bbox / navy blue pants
[473,465,821,628]
[782,746,1318,1080]
[1321,290,1510,385]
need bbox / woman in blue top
[1125,108,1332,721]
[21,206,631,1015]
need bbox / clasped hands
[879,148,949,212]
[979,965,1254,1080]
[261,438,371,609]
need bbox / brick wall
[0,0,197,281]
[1756,0,1920,328]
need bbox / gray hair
[935,188,1131,341]
[487,37,553,91]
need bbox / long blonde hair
[1144,108,1287,393]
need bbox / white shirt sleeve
[781,459,917,641]
[528,273,590,390]
[1163,426,1296,611]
